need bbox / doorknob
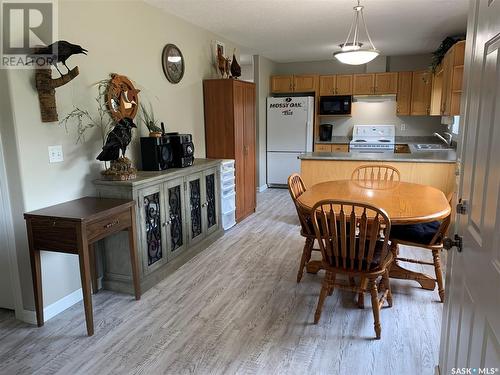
[443,234,463,252]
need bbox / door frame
[0,130,24,318]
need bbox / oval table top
[296,180,451,224]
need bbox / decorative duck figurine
[230,49,241,79]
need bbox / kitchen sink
[414,143,454,151]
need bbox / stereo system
[141,132,194,171]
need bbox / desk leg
[26,220,44,327]
[88,243,98,294]
[128,207,141,300]
[77,226,94,336]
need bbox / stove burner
[379,139,391,143]
[354,139,367,142]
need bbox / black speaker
[140,137,173,171]
[165,133,194,168]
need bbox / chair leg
[358,277,367,309]
[314,271,335,324]
[297,237,313,283]
[432,250,445,303]
[369,278,382,339]
[383,270,393,307]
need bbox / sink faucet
[433,132,453,146]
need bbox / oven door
[319,96,352,115]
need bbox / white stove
[349,125,395,153]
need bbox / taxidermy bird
[230,49,241,79]
[96,117,137,161]
[217,48,226,78]
[29,40,88,76]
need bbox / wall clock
[162,44,185,84]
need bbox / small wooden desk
[297,180,451,290]
[24,197,141,336]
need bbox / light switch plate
[48,145,64,163]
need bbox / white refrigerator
[267,96,314,187]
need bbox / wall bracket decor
[106,73,140,121]
[36,67,80,122]
[31,40,88,122]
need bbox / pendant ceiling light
[333,0,380,65]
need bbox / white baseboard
[19,287,84,325]
[257,184,268,193]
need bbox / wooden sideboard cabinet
[93,159,223,293]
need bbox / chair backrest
[351,164,401,188]
[429,192,454,245]
[311,199,392,272]
[287,174,314,236]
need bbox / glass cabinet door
[203,168,219,236]
[139,185,167,274]
[164,177,187,260]
[185,172,204,245]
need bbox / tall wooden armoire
[203,79,256,222]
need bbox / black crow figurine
[29,40,88,76]
[96,117,136,162]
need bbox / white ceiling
[147,0,468,63]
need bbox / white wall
[274,54,433,75]
[240,64,254,82]
[254,55,277,189]
[3,0,242,314]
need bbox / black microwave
[319,95,352,115]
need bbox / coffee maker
[319,123,333,142]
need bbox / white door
[439,0,500,372]
[267,97,312,152]
[267,152,301,186]
[0,134,15,310]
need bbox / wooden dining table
[296,179,451,290]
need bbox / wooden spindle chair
[311,199,394,339]
[287,173,320,282]
[389,193,453,302]
[351,164,401,189]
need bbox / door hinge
[457,199,468,215]
[443,234,463,252]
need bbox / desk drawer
[87,209,132,242]
[31,218,78,253]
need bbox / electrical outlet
[48,145,64,163]
[400,123,406,132]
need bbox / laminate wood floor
[0,189,442,375]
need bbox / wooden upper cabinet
[353,74,375,95]
[319,75,336,96]
[294,74,317,92]
[375,72,398,94]
[430,68,444,116]
[410,70,433,116]
[271,75,294,93]
[271,75,317,93]
[335,75,353,95]
[396,72,412,116]
[440,40,465,116]
[319,74,353,96]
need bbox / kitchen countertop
[307,136,457,163]
[299,149,457,163]
[316,136,351,144]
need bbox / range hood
[353,94,396,102]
